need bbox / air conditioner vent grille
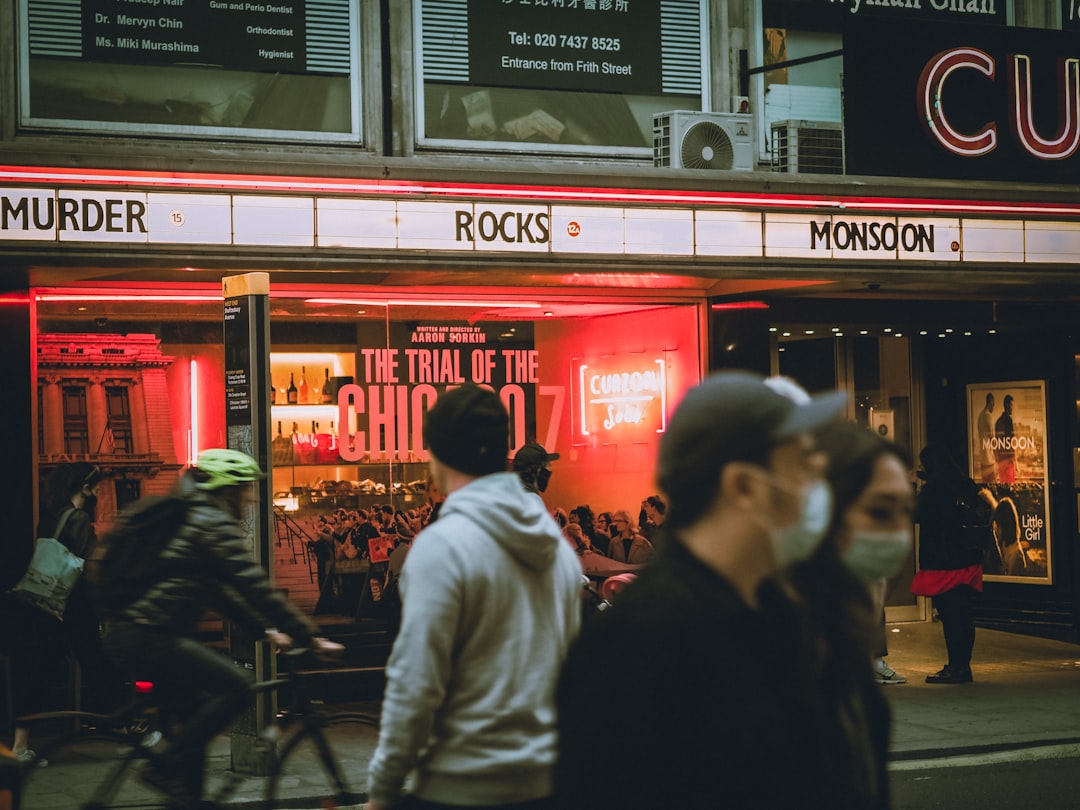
[771,120,843,174]
[653,111,754,172]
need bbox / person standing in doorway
[911,443,990,684]
[366,384,582,810]
[554,371,845,809]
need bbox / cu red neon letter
[1009,54,1080,160]
[917,48,997,157]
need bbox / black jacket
[916,474,987,570]
[111,473,316,644]
[555,539,873,810]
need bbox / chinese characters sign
[468,0,662,94]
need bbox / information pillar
[222,272,275,773]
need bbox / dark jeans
[103,622,252,795]
[401,798,555,810]
[934,585,977,672]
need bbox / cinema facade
[3,0,1080,638]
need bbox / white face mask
[769,479,833,566]
[841,529,912,583]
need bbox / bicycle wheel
[267,713,375,809]
[19,730,162,810]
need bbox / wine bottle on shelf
[321,368,333,404]
[273,420,292,465]
[287,373,298,404]
[270,377,277,405]
[298,366,309,404]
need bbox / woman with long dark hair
[784,421,915,809]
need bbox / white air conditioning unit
[653,111,755,172]
[771,120,844,174]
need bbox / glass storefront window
[19,0,361,140]
[775,327,918,619]
[415,0,707,154]
[35,287,702,622]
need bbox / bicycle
[17,649,377,809]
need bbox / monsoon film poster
[967,381,1051,584]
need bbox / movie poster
[967,381,1051,584]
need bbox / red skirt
[910,564,983,597]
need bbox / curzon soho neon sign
[575,358,666,440]
[918,48,1080,159]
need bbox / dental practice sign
[844,17,1080,183]
[73,0,312,74]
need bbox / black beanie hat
[425,384,510,477]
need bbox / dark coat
[555,539,873,810]
[110,472,316,644]
[916,474,988,571]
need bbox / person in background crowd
[552,507,569,530]
[570,505,605,555]
[513,441,560,494]
[594,512,614,550]
[424,472,445,526]
[3,462,128,765]
[605,510,653,564]
[911,443,990,684]
[639,494,667,548]
[783,420,915,809]
[555,371,845,809]
[367,384,581,810]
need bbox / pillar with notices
[221,272,276,774]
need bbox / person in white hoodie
[366,383,583,810]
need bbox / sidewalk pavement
[882,620,1080,764]
[18,620,1080,807]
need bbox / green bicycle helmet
[194,448,265,490]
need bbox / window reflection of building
[38,333,184,526]
[62,385,89,454]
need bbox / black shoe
[926,665,973,684]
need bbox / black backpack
[86,495,188,611]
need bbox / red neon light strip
[1,165,1078,217]
[711,301,770,310]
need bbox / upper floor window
[62,385,89,455]
[105,385,134,454]
[19,0,362,142]
[415,0,708,156]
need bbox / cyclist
[98,448,340,807]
